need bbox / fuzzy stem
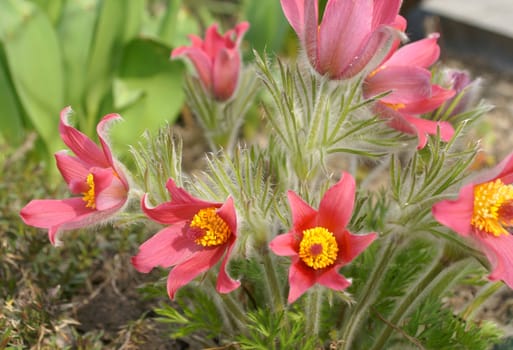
[219,292,247,332]
[369,256,474,350]
[262,250,285,312]
[305,286,323,337]
[339,236,399,349]
[460,281,503,321]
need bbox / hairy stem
[339,236,399,349]
[369,256,475,350]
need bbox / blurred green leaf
[0,0,64,154]
[111,38,185,148]
[243,0,289,54]
[29,0,64,25]
[0,46,25,146]
[157,0,182,46]
[84,0,143,134]
[57,0,98,118]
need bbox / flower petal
[287,259,316,303]
[20,197,92,229]
[402,115,454,149]
[171,46,213,90]
[216,236,241,294]
[55,151,89,192]
[318,0,372,77]
[269,232,298,256]
[385,33,440,68]
[58,107,110,168]
[96,113,122,167]
[371,0,402,28]
[317,268,351,291]
[94,169,127,211]
[432,184,475,237]
[212,48,239,100]
[478,233,513,288]
[216,196,237,236]
[287,190,317,232]
[167,247,225,299]
[399,85,455,114]
[364,66,432,103]
[318,172,355,232]
[142,179,219,225]
[131,225,200,273]
[337,230,377,263]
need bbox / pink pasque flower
[171,22,249,101]
[432,151,513,288]
[440,68,482,118]
[20,106,129,246]
[269,173,377,303]
[280,0,404,79]
[364,33,456,149]
[131,179,240,299]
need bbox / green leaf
[243,0,289,54]
[28,0,64,25]
[84,0,143,134]
[111,38,185,149]
[0,46,25,146]
[57,0,99,117]
[0,0,64,153]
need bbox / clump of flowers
[19,1,510,349]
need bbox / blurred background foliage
[0,0,290,168]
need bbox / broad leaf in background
[243,0,288,55]
[57,0,98,120]
[0,46,25,146]
[111,39,185,149]
[0,0,64,155]
[84,0,144,136]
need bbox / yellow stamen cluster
[190,207,231,247]
[472,179,513,236]
[82,173,96,209]
[383,102,406,111]
[299,227,339,270]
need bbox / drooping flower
[363,33,456,149]
[432,151,513,288]
[171,22,249,101]
[280,0,404,80]
[131,179,240,299]
[20,107,129,246]
[439,68,482,118]
[269,173,377,303]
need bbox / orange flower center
[82,173,96,209]
[382,102,406,111]
[299,227,338,269]
[471,179,513,236]
[190,207,231,247]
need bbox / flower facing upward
[270,173,377,303]
[432,151,513,288]
[171,22,249,101]
[131,179,240,299]
[364,33,456,149]
[20,107,129,246]
[280,0,404,80]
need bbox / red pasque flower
[131,179,240,299]
[20,106,129,246]
[171,22,249,101]
[269,172,377,303]
[280,0,404,80]
[432,151,513,287]
[364,33,456,149]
